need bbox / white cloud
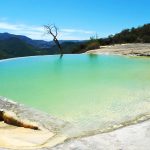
[0,22,19,30]
[61,29,94,34]
[0,21,95,40]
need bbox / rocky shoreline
[0,96,150,150]
[0,97,69,149]
[52,119,150,150]
[86,43,150,56]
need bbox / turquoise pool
[0,54,150,136]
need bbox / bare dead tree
[44,24,63,57]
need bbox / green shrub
[86,41,100,50]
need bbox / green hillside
[0,38,40,59]
[99,23,150,45]
[0,37,82,59]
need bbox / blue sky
[0,0,150,40]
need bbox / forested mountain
[0,33,52,48]
[0,37,82,59]
[74,23,150,53]
[0,38,40,59]
[99,23,150,45]
[66,23,150,53]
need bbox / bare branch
[53,25,58,37]
[44,24,63,56]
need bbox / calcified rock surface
[0,97,68,150]
[0,97,150,150]
[0,97,67,132]
[52,120,150,150]
[86,43,150,56]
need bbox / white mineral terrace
[86,43,150,56]
[0,97,150,150]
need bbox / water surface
[0,54,150,136]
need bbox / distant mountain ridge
[0,37,44,59]
[0,32,82,48]
[0,33,84,59]
[0,33,53,48]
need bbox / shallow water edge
[0,96,150,149]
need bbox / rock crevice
[0,110,39,130]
